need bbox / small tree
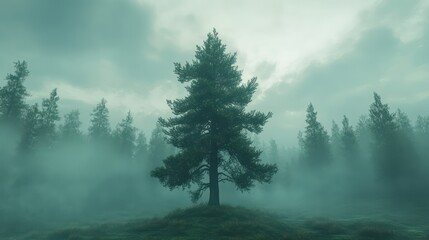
[19,104,41,153]
[88,98,111,141]
[368,93,408,182]
[330,120,341,157]
[301,103,331,167]
[340,115,358,163]
[151,30,277,206]
[148,123,172,170]
[134,131,149,161]
[59,110,82,141]
[113,111,137,159]
[39,88,60,146]
[0,61,29,124]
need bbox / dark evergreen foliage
[113,111,137,159]
[151,30,277,205]
[0,61,29,125]
[339,115,358,163]
[38,89,60,147]
[88,98,111,141]
[59,110,82,141]
[301,103,331,167]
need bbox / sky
[0,0,428,147]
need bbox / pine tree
[148,122,172,170]
[369,93,403,181]
[151,30,277,206]
[369,93,397,142]
[268,139,279,163]
[0,61,29,124]
[113,111,137,159]
[19,104,41,153]
[301,103,331,167]
[39,88,60,146]
[59,110,82,141]
[331,120,341,157]
[415,116,429,167]
[135,131,149,161]
[340,115,358,163]
[88,98,111,141]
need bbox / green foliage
[369,93,419,186]
[301,103,331,167]
[369,93,397,142]
[340,115,358,163]
[38,88,60,146]
[113,111,137,159]
[152,29,277,204]
[148,122,173,168]
[18,89,60,151]
[59,110,82,141]
[19,104,41,152]
[0,61,29,124]
[134,131,149,161]
[88,98,111,141]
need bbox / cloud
[257,0,429,146]
[0,0,189,92]
[0,0,427,147]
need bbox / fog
[1,78,428,237]
[1,1,429,239]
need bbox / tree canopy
[151,29,277,206]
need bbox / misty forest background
[1,60,429,232]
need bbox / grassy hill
[15,205,429,240]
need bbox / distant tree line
[0,61,175,162]
[0,61,177,216]
[1,59,428,209]
[258,93,429,204]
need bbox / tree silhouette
[151,30,277,206]
[59,110,82,141]
[88,98,111,142]
[340,115,358,163]
[39,88,60,146]
[0,61,29,125]
[113,111,137,159]
[301,103,331,168]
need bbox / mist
[1,63,428,238]
[1,1,429,239]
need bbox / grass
[13,205,429,240]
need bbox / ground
[5,205,429,240]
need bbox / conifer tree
[88,98,111,141]
[113,111,137,159]
[340,115,358,163]
[39,88,60,145]
[301,103,331,167]
[0,61,29,124]
[59,110,82,141]
[135,131,149,161]
[151,30,277,206]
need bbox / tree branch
[190,164,209,177]
[218,172,233,182]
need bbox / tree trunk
[208,150,220,206]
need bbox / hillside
[15,205,428,240]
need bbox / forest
[1,29,429,240]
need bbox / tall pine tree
[151,30,277,206]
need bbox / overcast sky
[1,0,428,147]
